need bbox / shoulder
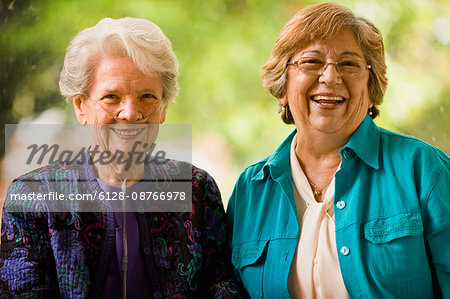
[378,127,449,169]
[191,164,222,204]
[157,159,223,204]
[234,156,270,185]
[227,156,273,216]
[7,162,84,194]
[379,127,447,155]
[232,130,295,189]
[192,164,215,185]
[377,128,449,201]
[15,162,82,180]
[159,158,220,193]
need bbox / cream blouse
[287,135,349,299]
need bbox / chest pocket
[231,240,268,297]
[363,212,428,282]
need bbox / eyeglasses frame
[287,57,371,78]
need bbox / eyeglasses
[287,57,371,77]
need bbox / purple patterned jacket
[0,159,246,298]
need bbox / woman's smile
[111,127,146,140]
[310,94,347,110]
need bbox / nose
[115,98,144,122]
[318,62,343,85]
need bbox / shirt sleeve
[1,188,60,297]
[196,170,249,298]
[422,157,450,298]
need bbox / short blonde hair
[262,2,387,123]
[59,17,179,103]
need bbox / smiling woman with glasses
[227,2,450,298]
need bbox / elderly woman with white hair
[0,18,246,298]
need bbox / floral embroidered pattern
[1,161,247,297]
[177,243,203,291]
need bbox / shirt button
[342,149,352,160]
[143,246,151,255]
[336,200,346,210]
[343,152,349,160]
[340,246,350,256]
[137,206,145,214]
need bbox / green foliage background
[1,0,449,201]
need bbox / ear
[72,95,88,126]
[159,102,169,124]
[280,95,288,106]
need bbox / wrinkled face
[74,56,166,125]
[73,56,167,162]
[281,28,372,138]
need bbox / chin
[311,116,344,134]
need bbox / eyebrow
[140,88,159,94]
[301,50,364,58]
[302,50,322,55]
[102,88,160,94]
[340,51,364,58]
[103,89,120,94]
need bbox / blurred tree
[404,89,450,153]
[1,0,65,158]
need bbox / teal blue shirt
[227,115,450,298]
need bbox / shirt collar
[252,129,296,181]
[340,114,380,169]
[253,114,380,181]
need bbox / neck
[295,126,350,159]
[95,162,145,187]
[294,129,348,202]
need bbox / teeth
[312,95,344,101]
[112,128,142,136]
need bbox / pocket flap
[231,240,268,269]
[364,212,424,244]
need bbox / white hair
[59,17,179,103]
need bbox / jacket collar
[253,114,381,182]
